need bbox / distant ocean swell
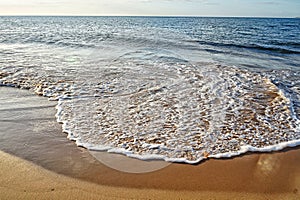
[2,32,300,55]
[186,40,300,54]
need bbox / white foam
[56,95,300,164]
[211,140,300,159]
[2,58,300,164]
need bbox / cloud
[258,1,280,5]
[0,0,68,7]
[136,0,207,2]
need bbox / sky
[0,0,299,17]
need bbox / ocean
[0,16,299,164]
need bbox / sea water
[0,16,299,163]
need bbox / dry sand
[1,150,299,200]
[0,86,300,199]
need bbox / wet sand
[0,86,299,199]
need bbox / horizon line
[0,14,298,19]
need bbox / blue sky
[0,0,299,17]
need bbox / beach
[1,16,300,164]
[0,86,299,199]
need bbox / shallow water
[0,17,300,163]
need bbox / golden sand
[1,150,299,200]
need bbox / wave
[54,64,300,163]
[1,60,299,164]
[186,40,300,54]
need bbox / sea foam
[1,54,300,164]
[51,63,300,164]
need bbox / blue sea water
[0,16,299,163]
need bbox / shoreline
[0,86,300,198]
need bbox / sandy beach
[0,86,300,199]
